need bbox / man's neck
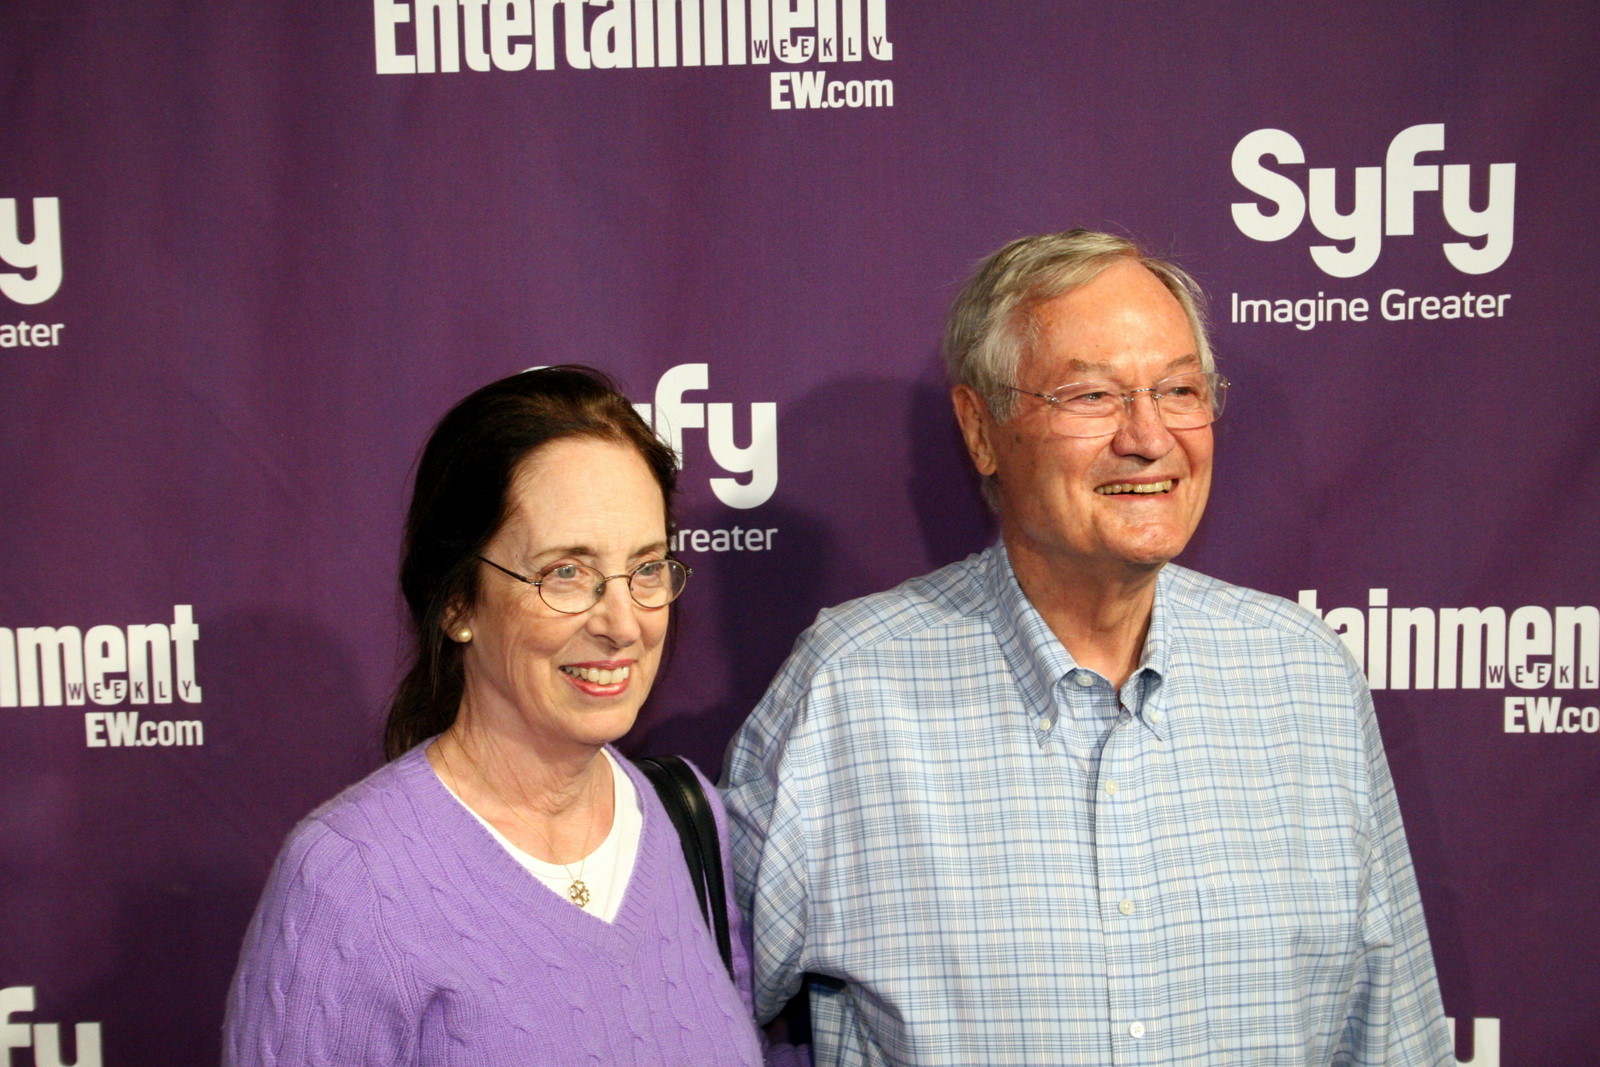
[1004,540,1163,689]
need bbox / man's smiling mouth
[1095,479,1174,496]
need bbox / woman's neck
[428,722,615,864]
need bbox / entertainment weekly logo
[372,0,896,111]
[1299,589,1597,738]
[1227,124,1517,332]
[1,605,206,750]
[0,197,66,352]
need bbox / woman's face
[455,436,671,757]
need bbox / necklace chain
[444,737,601,909]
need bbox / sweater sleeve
[223,820,416,1067]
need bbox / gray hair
[943,230,1215,421]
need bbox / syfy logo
[0,986,101,1067]
[1231,125,1515,277]
[635,363,777,509]
[0,199,62,306]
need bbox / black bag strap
[633,755,734,980]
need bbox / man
[722,230,1453,1065]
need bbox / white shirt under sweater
[438,747,643,922]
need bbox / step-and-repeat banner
[2,2,1594,1062]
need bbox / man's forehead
[1023,264,1201,380]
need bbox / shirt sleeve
[222,821,415,1067]
[1340,656,1455,1066]
[720,652,818,1027]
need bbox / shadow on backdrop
[628,367,995,774]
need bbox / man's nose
[1112,390,1177,457]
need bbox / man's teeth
[1096,480,1174,496]
[562,665,630,685]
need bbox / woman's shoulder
[246,744,464,940]
[619,750,727,815]
[618,750,737,877]
[284,745,445,862]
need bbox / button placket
[1097,687,1156,1060]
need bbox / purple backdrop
[2,1,1594,1063]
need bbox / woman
[224,366,791,1065]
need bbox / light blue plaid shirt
[723,544,1451,1066]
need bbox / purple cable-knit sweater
[223,743,773,1066]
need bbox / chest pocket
[1198,875,1367,1062]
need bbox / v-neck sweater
[224,743,766,1066]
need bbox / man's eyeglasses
[477,556,691,614]
[1005,371,1230,438]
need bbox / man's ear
[952,384,999,477]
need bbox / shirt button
[1147,711,1161,723]
[1128,1021,1146,1039]
[1104,780,1119,795]
[1074,671,1095,688]
[1118,898,1135,915]
[1036,716,1053,731]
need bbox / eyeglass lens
[1043,373,1227,437]
[537,560,688,613]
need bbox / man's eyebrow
[1064,359,1112,375]
[1060,354,1202,377]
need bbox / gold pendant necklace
[445,737,601,910]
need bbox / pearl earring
[454,627,473,643]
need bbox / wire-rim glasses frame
[1004,371,1230,438]
[476,555,691,614]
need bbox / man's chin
[1107,531,1194,571]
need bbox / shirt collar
[982,543,1175,735]
[1140,567,1174,681]
[981,542,1079,711]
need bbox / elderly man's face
[955,259,1213,583]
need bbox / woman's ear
[442,602,474,644]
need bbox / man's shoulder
[1163,563,1345,655]
[733,552,1000,774]
[797,551,994,664]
